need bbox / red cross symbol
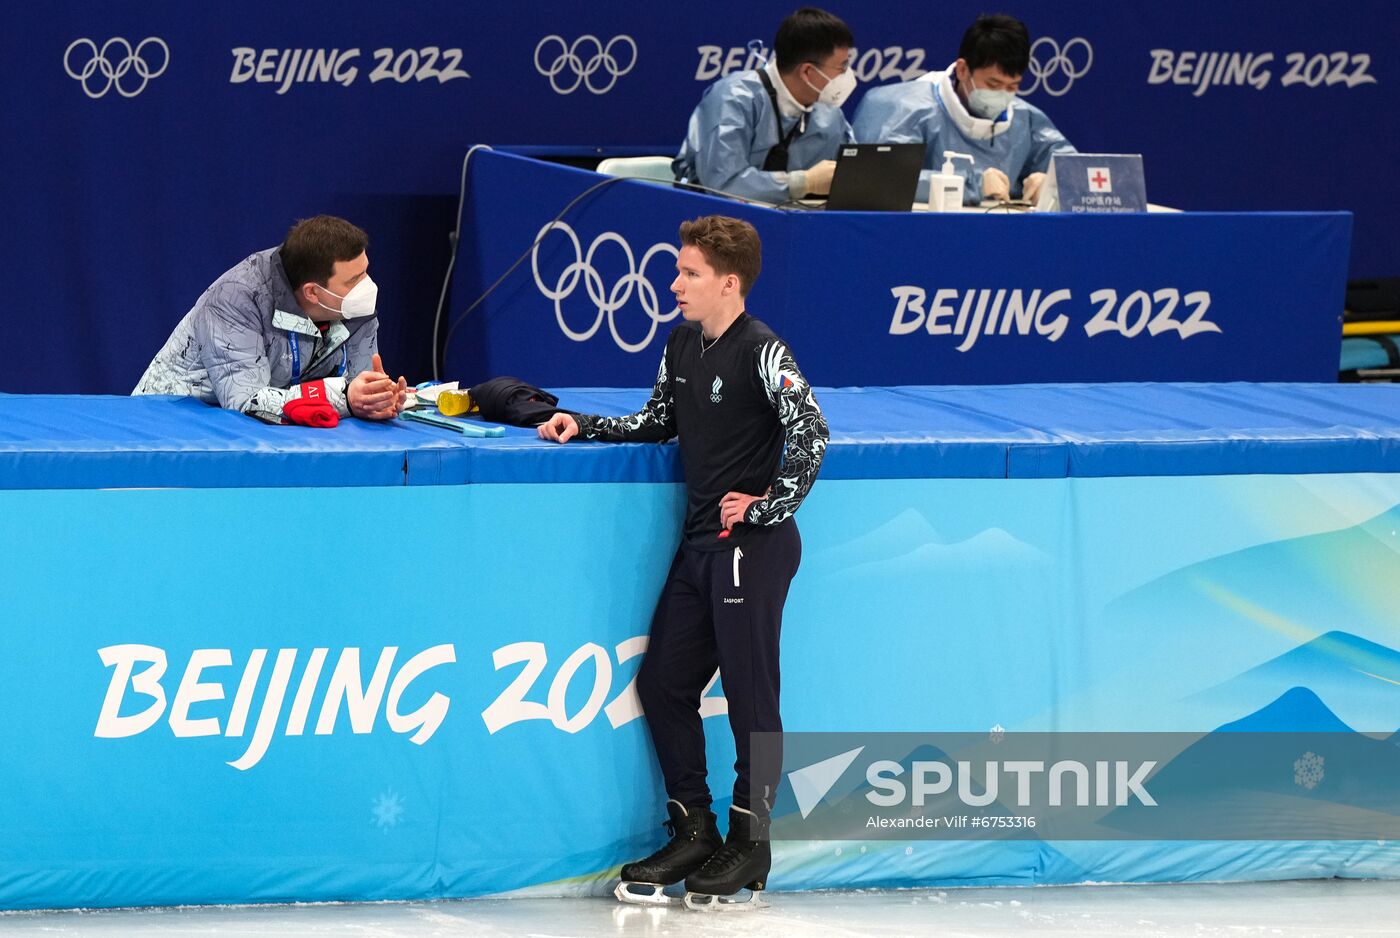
[1091,171,1108,188]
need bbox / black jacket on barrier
[468,377,575,427]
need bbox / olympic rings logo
[534,34,637,95]
[1020,37,1092,97]
[64,37,170,99]
[531,221,680,353]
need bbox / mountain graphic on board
[1091,500,1400,726]
[1099,687,1400,840]
[1211,685,1355,733]
[1192,631,1400,733]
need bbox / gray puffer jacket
[133,247,378,422]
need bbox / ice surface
[0,879,1394,937]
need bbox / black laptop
[823,143,926,211]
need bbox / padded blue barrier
[6,384,1400,489]
[0,394,461,490]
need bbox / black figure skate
[614,800,722,906]
[683,806,770,910]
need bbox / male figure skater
[538,214,828,907]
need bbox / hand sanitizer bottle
[927,151,972,212]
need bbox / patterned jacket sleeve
[192,287,274,416]
[245,323,372,422]
[748,341,828,524]
[247,317,376,423]
[245,377,351,424]
[188,282,355,424]
[575,353,676,443]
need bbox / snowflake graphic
[989,724,1006,744]
[372,790,405,830]
[1293,751,1324,790]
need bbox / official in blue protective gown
[852,13,1075,206]
[133,215,408,425]
[673,8,856,204]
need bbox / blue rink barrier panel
[445,150,1350,388]
[11,385,1400,488]
[2,473,1399,910]
[3,384,1399,908]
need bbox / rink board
[1,386,1399,907]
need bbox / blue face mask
[966,74,1015,119]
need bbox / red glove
[282,380,340,428]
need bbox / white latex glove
[803,160,837,197]
[1023,172,1048,203]
[982,167,1011,201]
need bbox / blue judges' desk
[2,386,1399,910]
[444,149,1351,388]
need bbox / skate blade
[683,888,766,911]
[614,880,676,906]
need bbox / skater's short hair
[679,215,762,297]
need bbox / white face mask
[804,64,857,108]
[966,73,1015,119]
[316,274,378,319]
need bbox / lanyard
[287,331,348,386]
[757,69,805,172]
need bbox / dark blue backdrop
[3,1,1395,393]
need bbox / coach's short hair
[280,215,369,289]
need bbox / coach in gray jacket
[134,215,405,423]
